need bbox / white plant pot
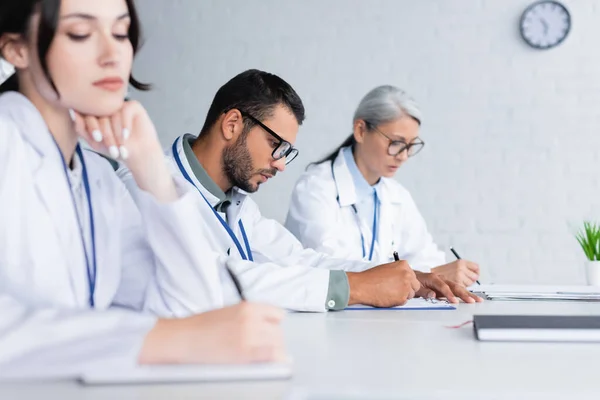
[585,261,600,286]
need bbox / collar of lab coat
[171,134,249,209]
[181,134,227,202]
[0,91,102,187]
[0,91,61,161]
[332,146,404,208]
[341,146,377,203]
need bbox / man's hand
[414,271,483,304]
[347,260,420,308]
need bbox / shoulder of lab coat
[116,160,224,317]
[285,160,361,260]
[0,98,157,377]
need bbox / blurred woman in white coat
[285,85,480,286]
[0,0,285,378]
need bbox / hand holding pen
[429,247,481,286]
[450,247,481,285]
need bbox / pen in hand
[450,247,480,285]
[394,251,436,301]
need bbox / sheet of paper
[468,284,600,301]
[469,284,600,294]
[345,298,456,310]
[80,362,292,385]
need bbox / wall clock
[520,1,571,49]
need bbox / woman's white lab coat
[0,92,222,379]
[285,147,445,271]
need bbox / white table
[2,300,600,399]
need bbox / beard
[222,133,277,193]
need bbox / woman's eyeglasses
[368,123,425,157]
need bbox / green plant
[575,222,600,261]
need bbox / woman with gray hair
[285,85,481,287]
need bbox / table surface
[3,300,600,400]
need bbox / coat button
[327,300,336,308]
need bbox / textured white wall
[132,0,600,285]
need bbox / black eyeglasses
[238,110,299,165]
[367,123,425,157]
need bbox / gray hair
[353,85,422,126]
[311,85,422,166]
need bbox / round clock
[520,1,571,49]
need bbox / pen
[226,266,246,301]
[393,251,400,261]
[450,247,480,285]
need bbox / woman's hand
[432,260,480,287]
[71,101,178,203]
[139,302,288,365]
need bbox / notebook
[473,315,600,342]
[79,362,293,385]
[346,298,456,310]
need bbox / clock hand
[540,18,549,35]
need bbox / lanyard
[351,189,378,261]
[54,140,97,308]
[172,138,253,261]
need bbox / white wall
[133,0,600,285]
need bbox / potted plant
[575,222,600,286]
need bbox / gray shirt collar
[182,134,232,213]
[182,134,227,202]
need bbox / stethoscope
[172,137,253,261]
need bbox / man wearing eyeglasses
[121,69,480,314]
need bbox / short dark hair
[199,69,305,136]
[0,0,149,94]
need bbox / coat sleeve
[115,163,225,317]
[225,199,372,312]
[0,288,156,378]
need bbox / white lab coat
[285,147,445,272]
[118,135,375,314]
[0,93,222,379]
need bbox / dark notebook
[474,315,600,342]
